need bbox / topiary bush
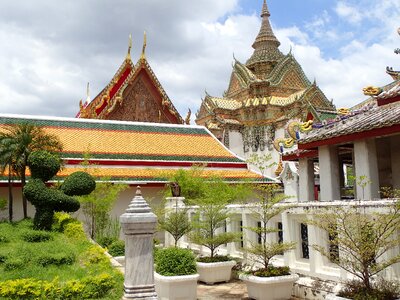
[23,150,96,230]
[107,240,125,257]
[3,258,25,271]
[0,235,9,243]
[155,247,197,276]
[52,212,77,232]
[36,253,75,267]
[21,230,52,243]
[64,222,86,240]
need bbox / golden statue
[363,86,382,96]
[185,109,191,125]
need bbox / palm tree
[0,139,18,221]
[0,123,62,219]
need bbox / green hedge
[0,273,115,299]
[155,247,197,276]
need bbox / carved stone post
[120,186,157,300]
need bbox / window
[300,223,309,259]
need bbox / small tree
[157,199,192,247]
[245,184,296,271]
[308,201,400,293]
[189,176,251,259]
[78,181,127,239]
[246,153,276,179]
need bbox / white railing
[164,198,400,283]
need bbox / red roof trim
[377,95,400,107]
[64,159,248,169]
[299,123,400,150]
[282,149,318,161]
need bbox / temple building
[77,34,185,124]
[195,0,337,177]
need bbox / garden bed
[0,218,123,299]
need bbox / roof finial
[86,82,91,104]
[261,0,270,17]
[141,31,147,60]
[126,34,132,61]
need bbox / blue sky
[0,0,398,118]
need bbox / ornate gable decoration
[77,34,183,124]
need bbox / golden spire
[185,108,191,125]
[275,156,284,177]
[141,31,147,60]
[86,82,90,104]
[126,34,132,61]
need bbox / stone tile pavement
[197,279,301,299]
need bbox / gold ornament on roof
[185,109,191,125]
[126,34,132,61]
[337,108,350,115]
[275,157,283,177]
[363,86,382,96]
[141,31,147,60]
[287,120,313,140]
[273,138,295,153]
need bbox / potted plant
[154,247,199,300]
[239,184,298,300]
[189,176,250,284]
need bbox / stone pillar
[299,158,314,202]
[120,187,157,300]
[354,139,379,200]
[282,211,296,268]
[319,145,341,201]
[390,135,400,190]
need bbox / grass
[0,218,123,299]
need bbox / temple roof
[297,90,400,148]
[0,114,271,183]
[246,0,284,67]
[77,37,183,124]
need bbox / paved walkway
[197,280,301,299]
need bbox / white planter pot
[325,295,349,300]
[196,260,236,284]
[239,273,299,300]
[154,272,199,300]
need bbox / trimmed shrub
[21,230,52,243]
[36,253,75,267]
[83,245,109,266]
[108,240,125,257]
[0,274,116,299]
[97,236,117,248]
[53,212,77,232]
[0,254,7,263]
[197,255,232,263]
[155,247,197,276]
[61,171,96,196]
[64,222,86,240]
[4,258,25,271]
[0,235,9,243]
[28,151,61,182]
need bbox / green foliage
[78,180,127,239]
[308,201,400,292]
[188,175,251,258]
[64,222,86,240]
[339,279,400,300]
[0,198,6,210]
[197,256,232,263]
[36,253,75,267]
[97,236,117,248]
[52,212,77,232]
[28,150,61,182]
[0,219,123,299]
[0,273,116,299]
[246,153,276,178]
[157,204,192,246]
[21,230,52,243]
[250,266,290,278]
[24,150,95,230]
[244,184,296,270]
[0,235,9,243]
[3,258,24,271]
[155,247,197,276]
[163,167,207,200]
[61,171,97,196]
[107,240,125,257]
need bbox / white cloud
[335,2,363,25]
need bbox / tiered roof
[195,0,336,134]
[77,35,183,124]
[0,114,269,183]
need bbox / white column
[299,158,314,202]
[282,212,296,268]
[391,135,400,190]
[164,197,185,247]
[319,145,341,201]
[354,139,380,200]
